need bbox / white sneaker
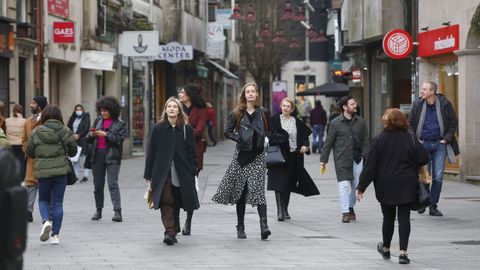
[50,235,60,245]
[40,221,52,242]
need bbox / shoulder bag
[409,133,430,211]
[266,145,286,167]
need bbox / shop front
[0,21,13,111]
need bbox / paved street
[24,140,480,269]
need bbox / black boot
[174,207,181,233]
[275,192,284,221]
[236,224,247,239]
[282,192,291,220]
[182,210,193,235]
[112,210,122,222]
[91,208,102,221]
[260,217,271,240]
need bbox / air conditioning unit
[208,5,217,22]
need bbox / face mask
[75,111,83,117]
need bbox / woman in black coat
[356,108,429,264]
[144,97,199,246]
[67,104,91,182]
[267,97,319,221]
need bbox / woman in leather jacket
[212,82,271,240]
[85,96,126,223]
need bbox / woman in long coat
[144,97,199,245]
[67,104,91,183]
[267,97,319,221]
[356,108,429,264]
[177,83,208,235]
[212,82,271,240]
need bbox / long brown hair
[13,104,23,117]
[159,97,188,126]
[233,82,262,127]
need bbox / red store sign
[48,0,69,18]
[418,24,459,57]
[53,21,75,44]
[382,29,414,59]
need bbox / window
[153,0,160,7]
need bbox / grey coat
[143,122,199,211]
[320,113,369,181]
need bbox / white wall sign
[207,23,226,59]
[80,50,115,71]
[157,42,193,63]
[118,31,159,60]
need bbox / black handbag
[410,181,430,211]
[266,145,286,166]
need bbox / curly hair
[382,108,409,131]
[182,83,207,109]
[96,96,121,120]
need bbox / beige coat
[23,116,41,187]
[5,116,26,145]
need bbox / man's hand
[356,189,363,201]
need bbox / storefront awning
[207,59,239,80]
[80,50,115,71]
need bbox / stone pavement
[24,140,480,269]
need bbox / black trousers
[381,203,411,251]
[236,183,267,226]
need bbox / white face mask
[75,111,83,117]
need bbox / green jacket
[320,113,369,181]
[0,128,11,149]
[26,119,77,179]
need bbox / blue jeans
[337,160,363,213]
[38,175,67,236]
[422,140,446,208]
[312,124,325,151]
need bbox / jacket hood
[37,119,68,144]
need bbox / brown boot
[348,208,356,221]
[342,213,350,223]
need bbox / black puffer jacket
[224,107,269,151]
[85,117,126,165]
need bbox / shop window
[185,0,200,17]
[121,66,130,136]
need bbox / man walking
[310,100,327,153]
[408,81,459,216]
[320,96,369,223]
[22,96,47,222]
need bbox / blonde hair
[280,97,295,113]
[159,97,188,126]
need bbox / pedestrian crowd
[0,80,458,266]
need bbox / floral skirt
[211,149,266,206]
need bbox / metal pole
[305,2,309,90]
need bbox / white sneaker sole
[40,222,52,242]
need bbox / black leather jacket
[85,117,126,165]
[224,107,269,151]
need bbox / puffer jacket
[26,119,77,179]
[85,117,126,165]
[0,129,11,149]
[224,107,270,151]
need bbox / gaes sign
[53,21,75,44]
[382,29,413,59]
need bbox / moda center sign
[418,24,459,57]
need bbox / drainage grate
[200,202,217,205]
[303,236,336,239]
[451,240,480,245]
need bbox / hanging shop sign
[80,50,115,71]
[52,21,75,44]
[118,31,159,61]
[157,42,193,63]
[382,29,413,59]
[48,0,69,18]
[352,68,361,83]
[418,24,459,57]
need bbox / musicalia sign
[157,42,193,63]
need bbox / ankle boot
[236,225,247,239]
[275,192,284,221]
[112,210,122,222]
[91,209,102,221]
[259,217,271,240]
[182,218,191,235]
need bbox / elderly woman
[86,96,127,222]
[356,108,429,264]
[267,97,319,221]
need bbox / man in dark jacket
[309,100,327,153]
[408,81,459,217]
[320,96,369,223]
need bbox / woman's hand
[95,131,107,137]
[355,189,363,201]
[299,146,308,154]
[73,134,80,140]
[145,178,152,185]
